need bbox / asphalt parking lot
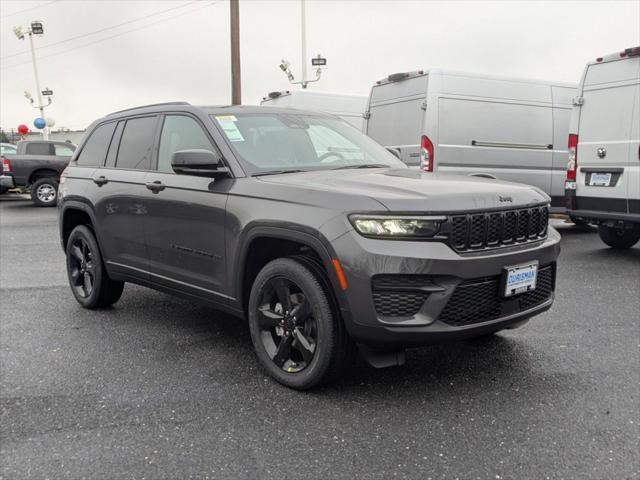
[1,194,638,480]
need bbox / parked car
[0,143,17,155]
[565,46,640,248]
[1,139,76,206]
[0,143,18,194]
[261,90,367,130]
[363,69,576,213]
[58,102,560,389]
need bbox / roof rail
[107,101,191,116]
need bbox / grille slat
[438,265,555,327]
[449,205,548,252]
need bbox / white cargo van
[565,46,640,249]
[260,90,367,130]
[363,70,576,211]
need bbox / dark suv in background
[58,102,560,389]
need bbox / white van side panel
[550,86,575,206]
[365,76,428,166]
[435,96,553,194]
[627,82,640,214]
[577,59,639,204]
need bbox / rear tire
[248,257,353,390]
[30,178,58,207]
[66,225,124,308]
[598,225,640,249]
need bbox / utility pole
[300,0,307,88]
[230,0,241,105]
[13,21,51,140]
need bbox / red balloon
[17,124,29,135]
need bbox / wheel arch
[59,201,102,251]
[29,168,60,185]
[233,224,345,316]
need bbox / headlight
[350,215,445,239]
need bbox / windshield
[209,112,405,175]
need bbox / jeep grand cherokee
[58,103,560,389]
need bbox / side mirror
[386,147,401,160]
[171,149,229,178]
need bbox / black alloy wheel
[68,236,96,299]
[248,257,355,389]
[65,225,124,308]
[256,277,317,373]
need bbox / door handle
[145,180,166,193]
[93,176,108,186]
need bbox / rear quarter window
[25,143,54,155]
[77,123,117,167]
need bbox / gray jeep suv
[58,103,560,389]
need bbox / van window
[25,143,54,155]
[157,116,217,173]
[115,116,158,170]
[77,123,116,166]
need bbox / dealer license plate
[589,173,612,186]
[503,263,538,297]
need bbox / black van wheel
[598,225,640,249]
[66,225,124,308]
[31,178,58,207]
[248,257,352,390]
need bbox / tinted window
[115,116,157,170]
[25,143,54,155]
[77,123,115,166]
[55,144,75,156]
[158,116,217,173]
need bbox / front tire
[598,225,640,249]
[30,178,58,207]
[66,225,124,308]
[248,257,352,390]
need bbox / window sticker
[215,115,244,142]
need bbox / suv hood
[257,168,549,212]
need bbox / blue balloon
[34,117,46,129]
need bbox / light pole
[278,0,326,89]
[13,21,51,140]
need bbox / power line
[1,1,200,60]
[1,1,220,71]
[0,0,59,20]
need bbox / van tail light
[59,168,68,185]
[1,157,11,173]
[420,135,434,172]
[567,134,578,181]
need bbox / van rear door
[577,57,639,213]
[365,75,427,166]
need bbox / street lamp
[13,20,51,140]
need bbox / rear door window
[25,143,54,155]
[77,123,116,166]
[115,116,158,170]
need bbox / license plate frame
[502,261,538,297]
[589,172,612,187]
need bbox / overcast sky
[1,0,638,131]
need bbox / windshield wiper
[253,169,307,177]
[331,164,389,170]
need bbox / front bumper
[331,227,561,348]
[0,175,15,190]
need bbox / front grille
[371,275,432,317]
[448,205,549,252]
[438,264,555,327]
